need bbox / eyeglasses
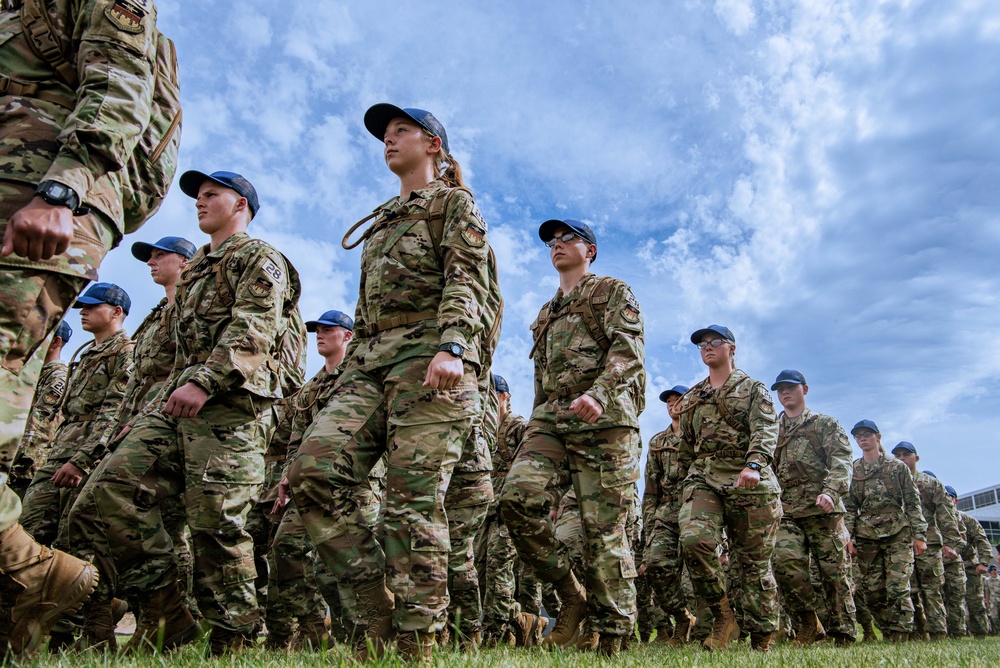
[544,232,582,248]
[853,431,877,440]
[696,339,729,349]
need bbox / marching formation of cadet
[1,0,997,664]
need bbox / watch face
[49,183,68,198]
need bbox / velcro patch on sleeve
[104,0,148,33]
[461,223,486,248]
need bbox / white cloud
[714,0,756,36]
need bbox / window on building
[973,489,998,509]
[958,496,975,512]
[980,520,1000,547]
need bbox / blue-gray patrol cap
[891,441,917,455]
[73,282,130,315]
[130,236,197,262]
[364,104,449,154]
[850,419,879,435]
[771,369,806,390]
[305,310,354,333]
[658,385,689,402]
[54,321,72,344]
[989,564,997,572]
[494,374,510,394]
[690,325,735,345]
[923,470,937,478]
[945,485,958,499]
[179,170,260,219]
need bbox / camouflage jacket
[491,411,527,494]
[171,233,292,400]
[0,0,158,246]
[117,297,173,425]
[913,470,963,548]
[985,576,1000,605]
[774,408,852,517]
[50,329,133,472]
[348,180,490,373]
[12,359,67,480]
[957,510,992,567]
[276,366,340,468]
[845,453,927,542]
[528,273,645,432]
[642,426,685,526]
[676,370,780,495]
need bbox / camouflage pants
[481,518,519,633]
[854,530,915,633]
[20,458,86,547]
[63,391,272,633]
[287,357,479,633]
[0,180,112,462]
[644,511,688,617]
[912,545,948,635]
[772,513,857,636]
[267,502,326,638]
[678,481,782,634]
[445,426,493,636]
[942,557,967,635]
[499,425,640,636]
[964,564,988,636]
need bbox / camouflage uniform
[269,365,388,641]
[112,297,194,612]
[500,272,646,637]
[844,453,927,634]
[0,0,157,528]
[910,470,963,637]
[643,424,695,631]
[675,371,783,635]
[958,510,992,636]
[288,180,491,634]
[64,232,298,635]
[10,358,67,496]
[444,378,496,639]
[21,329,133,546]
[480,410,528,637]
[771,408,856,637]
[985,573,1000,633]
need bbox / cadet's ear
[802,384,809,396]
[344,330,354,343]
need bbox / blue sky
[66,0,1000,494]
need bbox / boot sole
[13,562,99,655]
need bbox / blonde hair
[422,128,466,189]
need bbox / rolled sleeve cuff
[43,156,96,203]
[189,368,223,397]
[69,454,94,475]
[746,453,768,468]
[586,385,611,412]
[821,487,840,505]
[440,326,474,352]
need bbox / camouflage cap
[306,310,354,332]
[55,321,72,344]
[364,104,450,154]
[690,325,735,345]
[73,282,130,315]
[658,385,689,402]
[179,170,260,219]
[131,235,197,261]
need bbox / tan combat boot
[702,595,739,651]
[575,618,599,650]
[353,576,395,661]
[597,633,622,657]
[461,629,481,652]
[0,523,99,657]
[861,618,877,642]
[541,571,587,648]
[396,630,434,664]
[207,626,249,656]
[750,630,776,652]
[791,610,824,647]
[297,611,331,651]
[889,631,909,642]
[81,599,117,651]
[665,609,696,646]
[121,580,198,653]
[263,629,293,651]
[511,611,544,647]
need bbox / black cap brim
[658,390,683,402]
[178,170,213,199]
[364,104,413,143]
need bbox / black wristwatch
[36,180,88,216]
[746,462,762,472]
[438,342,464,359]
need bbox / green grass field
[10,636,1000,667]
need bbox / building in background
[957,484,1000,557]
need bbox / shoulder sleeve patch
[261,259,284,283]
[105,0,148,33]
[461,222,486,248]
[622,303,640,324]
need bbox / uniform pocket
[390,378,480,426]
[202,451,265,485]
[600,453,641,489]
[409,522,451,553]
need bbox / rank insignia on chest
[250,278,273,298]
[622,304,640,324]
[461,223,486,248]
[105,0,146,33]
